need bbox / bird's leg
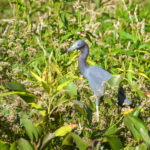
[95,98,99,122]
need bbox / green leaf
[6,82,26,92]
[72,100,92,121]
[62,134,74,146]
[0,109,9,115]
[118,30,133,41]
[125,146,135,150]
[30,71,43,82]
[131,106,142,117]
[124,114,150,145]
[0,91,36,103]
[63,132,90,150]
[63,81,77,96]
[57,79,75,91]
[138,72,150,81]
[59,77,77,96]
[140,127,150,146]
[40,133,55,150]
[18,138,33,150]
[0,91,35,97]
[106,136,123,150]
[4,80,36,103]
[136,143,149,150]
[126,143,149,150]
[139,44,150,49]
[103,124,119,136]
[138,50,150,55]
[124,115,141,140]
[50,99,70,115]
[30,71,50,93]
[60,32,73,43]
[60,13,68,27]
[29,103,46,116]
[127,114,150,145]
[108,75,121,87]
[127,60,133,85]
[20,117,38,141]
[50,62,62,77]
[55,124,77,137]
[10,142,17,150]
[94,0,101,7]
[0,141,10,150]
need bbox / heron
[63,40,131,121]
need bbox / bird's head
[62,40,87,54]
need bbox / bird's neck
[78,44,89,76]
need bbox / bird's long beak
[62,44,77,54]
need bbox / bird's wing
[85,66,112,96]
[118,86,132,105]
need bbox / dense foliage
[0,0,150,149]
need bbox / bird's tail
[118,86,132,106]
[122,98,132,106]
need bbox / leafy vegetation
[0,0,150,149]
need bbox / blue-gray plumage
[63,40,131,121]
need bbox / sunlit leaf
[136,143,149,150]
[139,44,150,50]
[0,91,36,103]
[108,75,121,87]
[60,78,77,96]
[65,54,78,66]
[127,60,133,85]
[50,62,62,76]
[30,71,43,82]
[0,141,10,150]
[0,91,35,97]
[55,124,77,137]
[64,81,77,96]
[122,108,134,115]
[131,106,142,117]
[57,79,74,91]
[31,71,50,93]
[140,128,150,145]
[42,69,49,82]
[10,142,17,150]
[138,72,150,81]
[125,146,135,150]
[29,103,46,116]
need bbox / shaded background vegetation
[0,0,150,149]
